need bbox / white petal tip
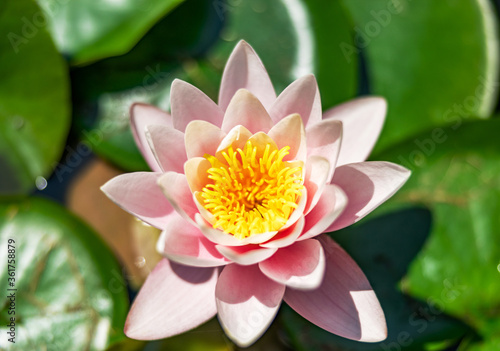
[123,325,150,341]
[220,323,260,348]
[360,330,388,343]
[171,78,183,87]
[351,289,387,343]
[359,323,388,343]
[235,39,251,49]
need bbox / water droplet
[140,220,152,227]
[35,176,47,190]
[135,256,146,268]
[220,27,237,42]
[497,263,500,273]
[12,116,24,130]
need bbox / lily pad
[282,207,470,350]
[72,0,358,171]
[0,0,70,196]
[376,118,500,340]
[36,0,185,65]
[0,197,128,350]
[341,0,499,153]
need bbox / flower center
[201,140,304,239]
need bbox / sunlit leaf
[342,0,499,153]
[36,0,185,65]
[0,198,129,350]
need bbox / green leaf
[72,0,358,171]
[463,337,500,351]
[0,197,129,350]
[0,0,70,196]
[36,0,185,65]
[376,119,500,339]
[282,208,470,351]
[341,0,499,154]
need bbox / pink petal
[196,214,279,247]
[184,120,226,159]
[284,236,387,342]
[216,264,285,347]
[171,79,224,131]
[101,172,174,229]
[269,75,322,127]
[303,156,330,215]
[259,239,325,290]
[219,40,276,112]
[260,216,305,249]
[130,103,172,172]
[216,245,277,265]
[221,89,274,134]
[299,184,347,241]
[324,97,386,166]
[305,119,342,182]
[157,213,229,267]
[125,259,218,340]
[268,113,306,162]
[157,172,199,224]
[145,125,186,173]
[184,157,211,193]
[327,162,411,232]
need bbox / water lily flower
[101,40,410,347]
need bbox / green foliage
[463,337,500,351]
[0,0,70,196]
[342,0,499,154]
[36,0,185,65]
[0,198,129,350]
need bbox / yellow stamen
[201,140,304,239]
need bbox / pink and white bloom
[102,40,410,347]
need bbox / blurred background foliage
[0,0,499,350]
